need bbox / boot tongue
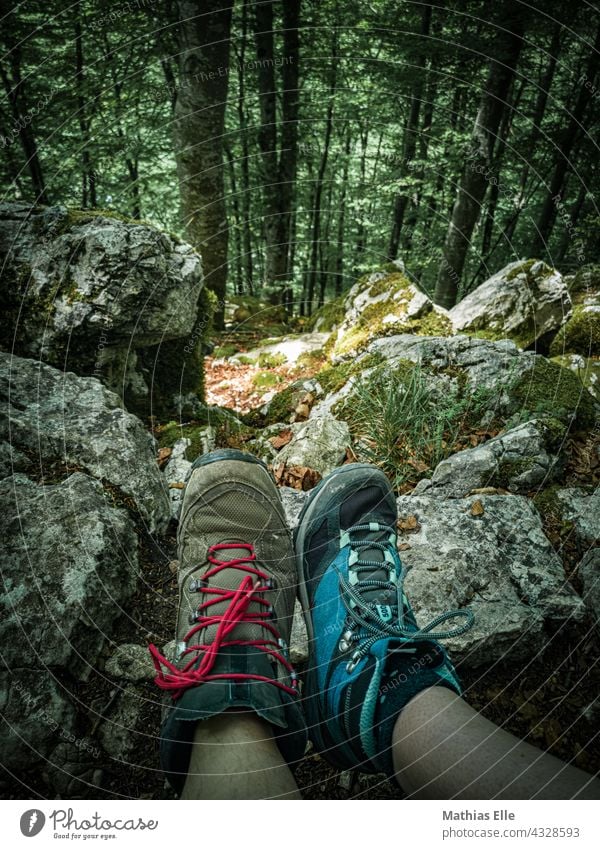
[350,528,394,606]
[200,540,267,643]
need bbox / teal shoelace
[334,522,474,672]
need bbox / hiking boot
[150,449,307,794]
[295,463,473,774]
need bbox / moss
[296,348,326,369]
[213,343,240,359]
[235,354,257,365]
[505,258,538,282]
[306,295,345,332]
[550,305,600,357]
[318,353,383,396]
[257,383,301,426]
[367,271,411,298]
[532,484,563,520]
[509,357,596,430]
[496,456,537,489]
[257,352,287,368]
[538,416,568,452]
[252,370,283,389]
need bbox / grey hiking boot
[149,449,307,794]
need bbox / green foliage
[252,370,283,389]
[338,364,495,488]
[213,343,240,359]
[550,305,600,357]
[509,357,596,430]
[257,352,287,368]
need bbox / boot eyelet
[188,610,199,624]
[263,578,277,590]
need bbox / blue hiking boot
[295,463,473,774]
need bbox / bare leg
[181,712,301,800]
[392,686,600,800]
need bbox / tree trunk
[530,23,600,257]
[305,45,336,315]
[335,129,351,296]
[224,141,243,295]
[235,0,253,292]
[175,0,233,327]
[388,3,432,259]
[434,10,526,308]
[75,3,97,208]
[0,46,48,203]
[278,0,301,279]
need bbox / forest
[2,0,599,320]
[1,0,600,803]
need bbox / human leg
[150,450,306,798]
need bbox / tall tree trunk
[305,44,336,315]
[175,0,233,327]
[335,129,351,296]
[224,141,243,295]
[278,0,301,279]
[235,0,253,292]
[501,22,561,247]
[388,3,432,259]
[530,23,600,257]
[0,46,48,203]
[75,3,97,208]
[434,10,526,308]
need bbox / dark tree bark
[388,3,432,259]
[234,0,253,292]
[175,0,234,327]
[224,141,243,295]
[530,23,600,257]
[75,2,97,208]
[305,40,336,315]
[501,22,561,248]
[434,9,526,308]
[0,44,48,203]
[253,0,301,286]
[334,128,351,296]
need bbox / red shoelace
[149,542,298,701]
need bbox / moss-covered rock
[509,356,596,430]
[306,295,345,332]
[550,354,600,401]
[549,303,600,357]
[330,269,450,358]
[0,201,208,418]
[449,259,571,350]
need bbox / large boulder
[0,202,209,417]
[329,266,451,358]
[0,352,170,533]
[274,415,351,476]
[398,494,585,665]
[550,354,600,401]
[448,259,571,349]
[0,472,138,773]
[549,294,600,358]
[553,487,600,549]
[414,419,565,498]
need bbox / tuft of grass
[343,365,495,489]
[257,351,287,368]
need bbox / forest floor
[83,329,600,801]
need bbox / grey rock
[415,420,563,498]
[290,600,309,666]
[279,486,309,529]
[45,738,104,798]
[0,441,31,478]
[554,487,600,547]
[0,473,138,677]
[98,685,147,760]
[398,494,584,666]
[164,437,193,521]
[0,670,77,774]
[0,352,170,532]
[578,549,600,627]
[240,331,330,365]
[0,202,206,415]
[276,415,351,476]
[448,260,571,348]
[368,334,536,393]
[105,644,155,682]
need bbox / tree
[174,0,234,327]
[434,6,526,308]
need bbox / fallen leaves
[169,482,185,490]
[397,514,421,533]
[273,462,322,491]
[398,542,412,551]
[157,446,172,468]
[470,499,485,517]
[269,428,294,449]
[293,392,316,422]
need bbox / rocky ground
[1,204,599,799]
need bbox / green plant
[257,351,287,368]
[343,365,494,488]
